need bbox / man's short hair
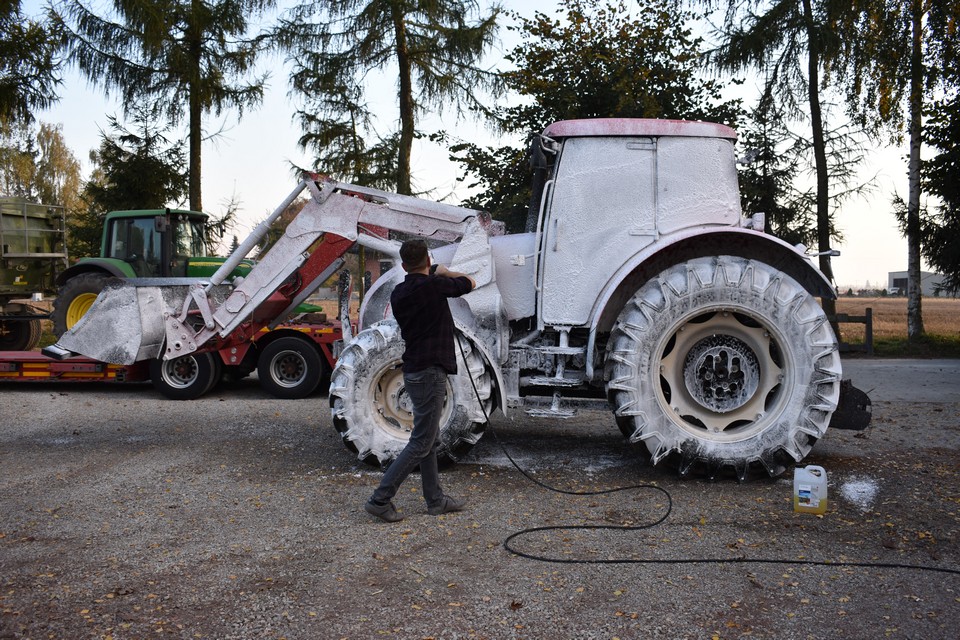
[399,239,429,270]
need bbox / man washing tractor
[364,239,476,523]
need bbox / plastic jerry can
[793,465,828,514]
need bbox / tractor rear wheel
[329,320,492,466]
[52,272,111,337]
[606,256,841,480]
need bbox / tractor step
[523,374,584,387]
[525,406,577,419]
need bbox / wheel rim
[268,350,307,388]
[371,361,454,440]
[657,308,789,440]
[66,293,99,329]
[160,355,200,390]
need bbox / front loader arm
[47,174,496,365]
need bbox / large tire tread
[150,352,221,401]
[257,336,323,399]
[606,256,840,480]
[329,321,492,466]
[52,272,111,337]
[0,318,42,351]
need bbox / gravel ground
[1,358,958,639]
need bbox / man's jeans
[371,366,446,507]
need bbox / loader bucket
[44,279,230,365]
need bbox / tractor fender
[55,258,136,286]
[591,228,836,334]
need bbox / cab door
[536,136,658,327]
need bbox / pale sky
[25,0,917,290]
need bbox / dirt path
[1,360,958,639]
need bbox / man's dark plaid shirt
[391,272,473,374]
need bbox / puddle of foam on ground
[840,476,879,512]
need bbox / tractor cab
[103,209,207,278]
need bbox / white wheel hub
[659,310,784,437]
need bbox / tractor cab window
[106,217,162,277]
[169,216,206,276]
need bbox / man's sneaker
[364,500,404,522]
[427,495,465,515]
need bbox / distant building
[888,270,947,296]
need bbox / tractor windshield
[174,216,206,259]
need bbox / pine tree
[277,0,501,194]
[833,0,960,336]
[0,0,63,125]
[58,0,276,212]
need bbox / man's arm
[433,264,476,290]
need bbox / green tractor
[52,209,253,336]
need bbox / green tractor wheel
[51,272,111,337]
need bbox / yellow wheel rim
[65,293,99,329]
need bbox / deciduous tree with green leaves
[0,120,81,210]
[277,0,501,194]
[57,0,276,213]
[451,0,742,232]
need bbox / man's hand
[434,264,476,290]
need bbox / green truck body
[0,198,68,350]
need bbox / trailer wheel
[0,318,42,351]
[606,256,841,480]
[329,320,491,466]
[256,336,324,399]
[52,272,111,337]
[150,352,222,400]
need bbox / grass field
[834,296,960,357]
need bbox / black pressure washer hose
[455,337,960,575]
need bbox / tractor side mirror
[154,216,169,233]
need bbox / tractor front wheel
[329,320,492,467]
[52,272,111,337]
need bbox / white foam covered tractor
[330,119,841,480]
